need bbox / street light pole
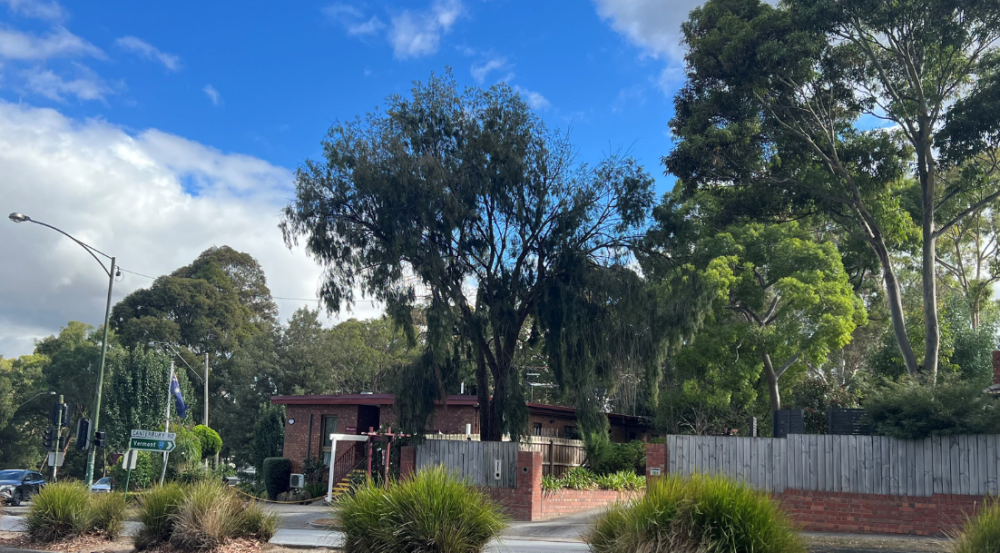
[9,212,117,490]
[12,391,56,414]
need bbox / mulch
[0,533,268,553]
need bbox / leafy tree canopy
[281,72,659,440]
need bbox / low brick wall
[778,490,986,536]
[541,489,640,520]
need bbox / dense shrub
[262,457,292,500]
[193,425,223,459]
[25,482,89,542]
[86,492,128,539]
[337,466,506,553]
[134,483,187,549]
[542,469,644,492]
[110,450,155,491]
[865,376,1000,439]
[584,435,646,475]
[955,499,1000,553]
[586,474,804,553]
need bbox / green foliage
[584,438,646,476]
[336,466,506,553]
[0,353,48,469]
[25,482,89,542]
[134,483,187,549]
[955,499,1000,553]
[168,481,278,552]
[262,457,292,500]
[542,468,644,493]
[302,455,325,485]
[281,71,657,442]
[585,474,805,553]
[86,492,127,540]
[102,346,182,451]
[110,450,155,492]
[252,405,284,474]
[192,425,222,458]
[865,376,1000,439]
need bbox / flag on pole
[171,373,187,419]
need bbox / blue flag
[171,374,187,419]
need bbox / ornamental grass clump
[134,483,187,549]
[954,499,1000,553]
[25,482,89,542]
[336,466,507,553]
[86,492,128,539]
[586,474,805,553]
[165,481,279,553]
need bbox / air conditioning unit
[289,474,305,489]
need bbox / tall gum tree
[281,73,656,441]
[666,0,1000,381]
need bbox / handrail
[331,441,364,482]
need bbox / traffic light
[94,431,106,448]
[50,402,69,426]
[75,418,91,451]
[57,435,67,450]
[42,426,54,451]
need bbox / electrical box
[494,459,501,480]
[289,474,305,489]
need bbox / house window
[563,425,579,439]
[533,423,542,436]
[322,415,338,466]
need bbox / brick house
[270,393,653,472]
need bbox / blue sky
[0,0,691,194]
[0,0,702,356]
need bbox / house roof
[270,393,652,427]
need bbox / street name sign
[129,429,176,452]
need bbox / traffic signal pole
[52,395,63,482]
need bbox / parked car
[0,470,46,506]
[91,477,113,493]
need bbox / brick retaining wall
[541,489,640,519]
[777,490,986,536]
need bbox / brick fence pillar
[517,451,543,521]
[646,443,666,485]
[399,445,416,479]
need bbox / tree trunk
[761,352,781,412]
[870,237,920,376]
[476,353,502,441]
[919,142,940,382]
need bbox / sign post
[121,449,139,497]
[129,430,176,452]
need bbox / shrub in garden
[262,457,292,500]
[25,482,89,542]
[193,425,223,459]
[584,435,647,475]
[866,376,1000,439]
[955,499,1000,553]
[86,492,128,539]
[167,481,279,552]
[586,474,804,553]
[135,483,187,549]
[337,466,506,553]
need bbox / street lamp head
[8,212,30,223]
[48,391,56,395]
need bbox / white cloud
[203,84,221,106]
[593,0,699,63]
[22,63,112,102]
[0,0,64,21]
[116,36,181,71]
[0,100,380,357]
[0,26,103,60]
[470,56,508,84]
[323,4,386,36]
[389,0,463,59]
[514,85,549,111]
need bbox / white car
[91,477,112,493]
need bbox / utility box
[289,474,304,489]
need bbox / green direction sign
[129,437,176,452]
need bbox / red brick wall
[283,405,374,473]
[399,445,416,479]
[541,489,640,519]
[426,404,479,434]
[645,443,666,481]
[777,490,986,536]
[484,451,543,521]
[527,413,577,438]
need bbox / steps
[328,469,366,500]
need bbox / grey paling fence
[665,434,1000,497]
[415,440,519,488]
[426,434,586,477]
